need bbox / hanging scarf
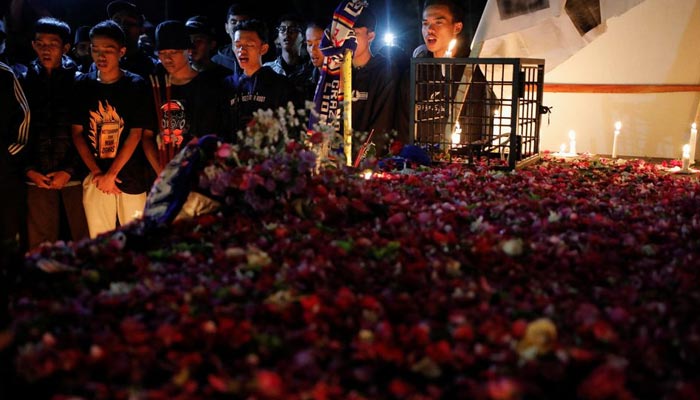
[308,0,367,136]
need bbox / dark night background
[1,0,486,64]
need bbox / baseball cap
[354,9,376,32]
[185,16,215,37]
[74,25,91,44]
[155,20,192,51]
[107,1,139,19]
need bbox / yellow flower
[516,318,557,360]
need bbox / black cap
[354,9,376,32]
[107,0,139,19]
[185,16,215,37]
[74,26,91,44]
[155,20,192,51]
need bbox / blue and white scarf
[308,0,367,136]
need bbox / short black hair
[34,17,71,44]
[233,19,268,44]
[226,3,255,20]
[423,0,465,23]
[90,20,126,47]
[305,18,328,32]
[276,13,304,29]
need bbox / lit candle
[682,144,690,171]
[690,123,697,165]
[451,121,461,147]
[568,130,576,155]
[444,39,457,58]
[612,121,621,158]
[362,169,373,180]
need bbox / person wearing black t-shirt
[185,16,233,81]
[71,20,154,238]
[144,20,226,174]
[106,1,158,80]
[223,19,301,138]
[350,9,399,157]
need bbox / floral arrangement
[4,122,700,399]
[198,102,347,213]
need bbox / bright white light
[383,32,395,47]
[451,121,461,145]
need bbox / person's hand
[93,172,122,194]
[26,170,52,188]
[47,171,71,189]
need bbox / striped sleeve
[1,62,30,155]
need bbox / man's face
[305,26,324,68]
[32,33,69,70]
[190,33,214,64]
[225,14,248,42]
[158,49,190,75]
[74,41,91,58]
[233,30,268,74]
[421,5,462,57]
[112,12,143,46]
[90,36,126,73]
[353,27,374,60]
[276,20,302,54]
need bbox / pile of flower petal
[7,156,700,399]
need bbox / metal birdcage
[409,58,545,169]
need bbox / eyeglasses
[277,26,301,34]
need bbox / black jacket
[20,57,85,180]
[212,45,241,79]
[351,54,399,156]
[0,61,30,181]
[223,66,302,138]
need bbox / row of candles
[441,37,699,172]
[559,122,698,171]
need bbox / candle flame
[445,39,457,57]
[451,121,462,145]
[362,169,373,180]
[615,121,622,130]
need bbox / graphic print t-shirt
[72,70,154,194]
[154,73,225,144]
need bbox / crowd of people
[0,0,471,253]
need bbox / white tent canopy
[473,0,700,160]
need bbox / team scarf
[308,0,367,137]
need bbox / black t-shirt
[153,73,227,145]
[72,70,154,194]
